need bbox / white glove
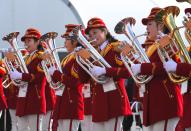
[48,66,56,76]
[74,46,83,52]
[131,64,141,76]
[90,66,106,77]
[163,59,177,72]
[10,69,22,80]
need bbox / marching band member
[49,24,89,131]
[163,8,191,131]
[9,28,47,131]
[131,7,183,131]
[0,60,7,117]
[84,17,132,131]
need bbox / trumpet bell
[2,32,20,42]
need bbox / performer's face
[24,38,38,53]
[64,39,77,53]
[146,21,158,40]
[88,28,107,47]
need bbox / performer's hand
[163,59,177,72]
[10,69,22,80]
[48,66,56,76]
[131,64,141,76]
[90,66,106,77]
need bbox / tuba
[114,17,153,84]
[2,32,29,87]
[73,27,111,84]
[155,6,191,83]
[40,32,65,90]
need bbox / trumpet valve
[121,44,133,56]
[41,53,53,61]
[4,52,17,61]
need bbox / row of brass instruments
[1,5,191,89]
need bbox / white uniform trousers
[0,110,2,118]
[58,119,80,131]
[185,127,191,131]
[9,109,18,131]
[81,115,93,131]
[17,114,43,131]
[42,111,52,131]
[142,117,179,131]
[92,116,124,131]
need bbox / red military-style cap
[85,17,106,34]
[61,24,84,38]
[142,7,162,25]
[21,28,41,41]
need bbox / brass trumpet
[2,32,28,87]
[40,32,65,90]
[114,17,153,84]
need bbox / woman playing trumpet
[47,24,90,131]
[131,7,183,131]
[83,17,132,131]
[9,28,47,131]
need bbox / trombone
[2,32,28,87]
[40,32,65,90]
[114,17,153,84]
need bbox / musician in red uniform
[0,60,7,117]
[48,24,89,131]
[163,8,191,131]
[9,28,47,131]
[131,7,183,131]
[84,17,132,131]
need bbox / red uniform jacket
[89,41,132,122]
[45,83,56,111]
[52,53,88,120]
[0,65,7,110]
[176,63,191,128]
[141,45,183,126]
[82,83,92,115]
[16,50,47,116]
[5,84,18,109]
